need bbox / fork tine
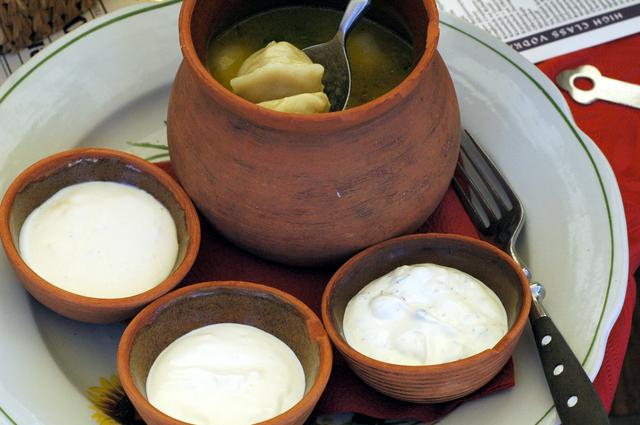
[454,129,526,255]
[453,152,499,235]
[459,130,520,211]
[454,130,516,235]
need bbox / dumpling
[258,92,330,114]
[237,41,313,73]
[230,41,332,113]
[230,41,326,103]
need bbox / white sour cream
[343,263,508,366]
[146,323,305,425]
[19,181,178,298]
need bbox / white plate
[0,2,628,424]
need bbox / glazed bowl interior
[119,281,332,424]
[185,0,433,113]
[6,155,191,270]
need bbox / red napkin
[157,162,515,424]
[537,32,640,411]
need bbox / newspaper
[437,0,640,62]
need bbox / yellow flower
[87,375,143,425]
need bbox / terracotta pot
[168,0,460,266]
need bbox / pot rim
[177,0,440,132]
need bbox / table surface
[2,0,638,420]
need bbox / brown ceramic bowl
[118,280,333,425]
[0,148,200,323]
[321,233,531,403]
[167,0,460,266]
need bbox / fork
[452,130,610,425]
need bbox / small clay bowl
[0,148,200,323]
[117,280,333,425]
[321,233,531,403]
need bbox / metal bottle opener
[556,65,640,109]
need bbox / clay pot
[168,0,460,266]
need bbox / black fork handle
[531,315,610,424]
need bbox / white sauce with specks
[146,323,305,425]
[19,181,178,298]
[343,263,508,365]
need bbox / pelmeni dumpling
[230,41,330,113]
[258,92,330,114]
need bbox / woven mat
[0,0,95,52]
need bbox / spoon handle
[338,0,371,39]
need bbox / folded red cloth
[156,162,514,423]
[537,32,640,411]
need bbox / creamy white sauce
[19,181,178,298]
[343,263,508,365]
[146,323,305,425]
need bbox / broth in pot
[207,6,416,109]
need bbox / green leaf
[144,152,171,162]
[126,141,169,150]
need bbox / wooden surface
[0,0,96,52]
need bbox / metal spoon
[303,0,371,111]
